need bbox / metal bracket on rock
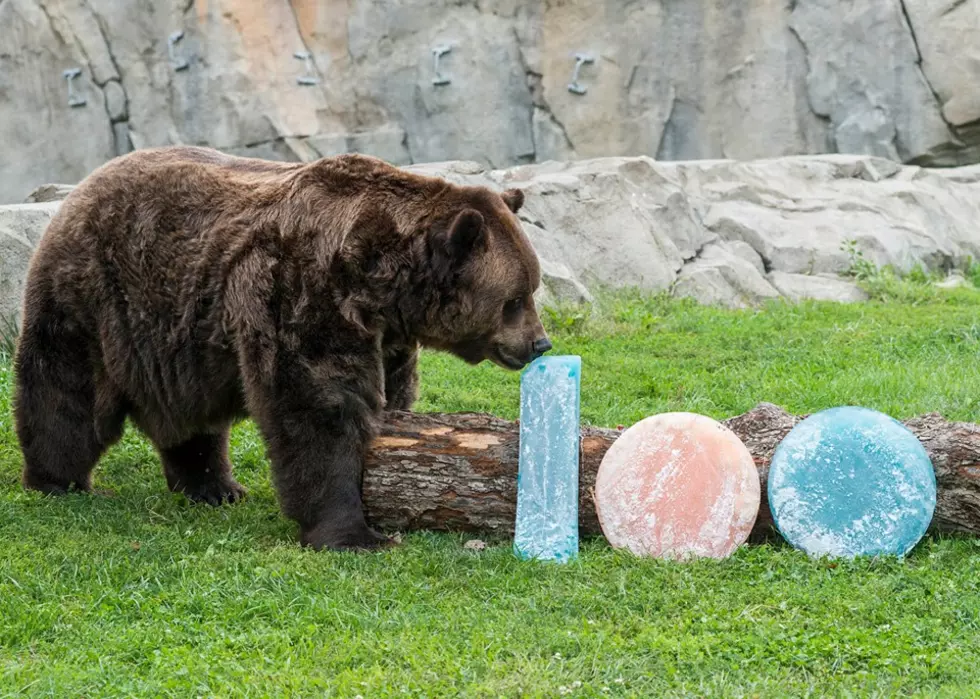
[62,68,86,108]
[168,31,190,71]
[567,53,594,95]
[431,45,451,86]
[294,51,319,85]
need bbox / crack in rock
[656,92,678,160]
[35,0,68,49]
[897,0,955,134]
[513,27,573,155]
[788,22,832,127]
[680,235,717,265]
[942,0,969,16]
[83,0,132,154]
[35,0,128,153]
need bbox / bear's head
[419,186,552,370]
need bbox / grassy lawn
[3,288,980,697]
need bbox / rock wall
[2,0,979,204]
[3,153,979,319]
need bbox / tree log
[363,403,980,542]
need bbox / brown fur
[13,146,549,550]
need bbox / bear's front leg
[382,343,420,412]
[246,352,393,552]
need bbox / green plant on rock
[841,238,877,281]
[907,263,931,285]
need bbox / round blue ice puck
[768,406,936,558]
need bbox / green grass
[419,288,980,425]
[4,289,980,697]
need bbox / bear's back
[20,146,321,432]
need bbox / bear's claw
[300,521,396,552]
[179,478,247,506]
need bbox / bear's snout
[530,336,552,360]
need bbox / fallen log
[363,403,980,542]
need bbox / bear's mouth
[489,347,529,371]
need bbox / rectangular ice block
[514,355,582,563]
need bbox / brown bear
[13,145,551,551]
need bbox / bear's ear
[501,188,524,213]
[446,208,485,257]
[430,209,485,283]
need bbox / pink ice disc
[594,412,761,560]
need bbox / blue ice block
[513,355,582,563]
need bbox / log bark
[362,403,980,542]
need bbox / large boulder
[7,153,980,314]
[476,154,980,306]
[0,203,60,322]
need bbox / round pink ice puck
[595,412,760,559]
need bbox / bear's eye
[503,297,523,323]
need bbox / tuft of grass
[0,314,18,362]
[839,239,980,305]
[4,290,980,696]
[965,257,980,289]
[540,302,592,335]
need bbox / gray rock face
[902,0,980,162]
[674,243,781,309]
[23,184,77,204]
[0,0,117,204]
[2,0,979,204]
[8,153,980,313]
[0,203,60,321]
[789,0,954,164]
[768,272,869,304]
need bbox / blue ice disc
[767,406,936,559]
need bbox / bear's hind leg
[15,335,124,495]
[159,428,246,506]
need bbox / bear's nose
[531,337,553,357]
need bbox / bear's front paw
[300,521,396,552]
[178,477,247,507]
